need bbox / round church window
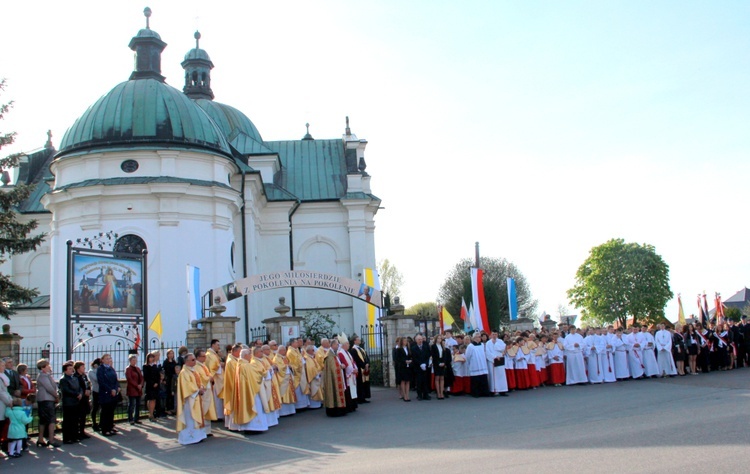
[121,160,139,173]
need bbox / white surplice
[563,333,588,385]
[654,329,677,376]
[612,334,631,379]
[638,331,660,376]
[178,391,207,446]
[584,335,603,383]
[485,339,508,393]
[598,334,616,383]
[465,342,489,376]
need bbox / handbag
[493,357,505,367]
[115,392,123,404]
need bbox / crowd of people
[0,333,375,455]
[392,316,750,400]
[174,334,374,444]
[1,316,747,457]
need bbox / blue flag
[507,277,518,321]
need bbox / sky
[2,1,749,322]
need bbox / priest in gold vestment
[176,354,207,445]
[195,349,218,436]
[223,344,242,430]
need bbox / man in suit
[411,335,431,400]
[3,357,21,398]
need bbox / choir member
[464,331,490,397]
[485,331,508,396]
[612,328,631,380]
[563,325,588,385]
[638,326,660,377]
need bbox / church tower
[182,31,214,100]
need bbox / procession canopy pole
[475,241,480,268]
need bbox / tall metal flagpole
[474,241,480,267]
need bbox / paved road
[6,370,750,473]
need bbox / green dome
[194,99,264,143]
[184,48,211,62]
[58,79,232,157]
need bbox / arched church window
[191,70,198,86]
[114,234,147,256]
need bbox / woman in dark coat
[162,349,177,415]
[96,354,120,436]
[431,335,451,399]
[142,353,161,421]
[394,337,413,402]
[73,361,92,439]
[671,326,686,376]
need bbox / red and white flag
[471,267,490,331]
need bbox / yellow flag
[443,307,456,328]
[149,311,163,339]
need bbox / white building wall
[42,148,239,349]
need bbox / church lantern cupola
[128,7,167,82]
[182,31,215,100]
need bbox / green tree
[438,256,537,330]
[724,307,742,322]
[0,80,45,320]
[567,238,672,328]
[377,258,404,300]
[406,301,438,317]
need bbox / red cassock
[505,368,516,390]
[452,376,465,394]
[515,367,530,390]
[537,365,548,384]
[547,364,566,385]
[527,363,540,387]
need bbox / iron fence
[248,326,269,344]
[360,323,389,387]
[18,339,183,435]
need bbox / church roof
[724,288,750,308]
[57,79,233,159]
[265,139,348,201]
[15,142,55,214]
[193,99,272,154]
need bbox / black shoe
[79,434,91,439]
[36,441,48,447]
[134,421,143,425]
[92,425,101,432]
[48,441,61,448]
[423,396,431,400]
[63,440,76,444]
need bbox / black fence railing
[248,326,269,344]
[18,339,183,435]
[360,324,389,387]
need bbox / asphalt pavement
[5,369,750,473]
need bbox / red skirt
[431,373,435,391]
[537,365,548,384]
[515,368,530,390]
[506,368,516,390]
[528,364,540,387]
[548,363,565,385]
[452,376,467,394]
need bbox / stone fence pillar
[379,300,419,387]
[0,324,22,361]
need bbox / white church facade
[7,12,380,349]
